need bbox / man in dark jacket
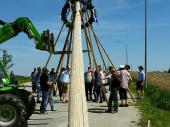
[106,66,121,113]
[40,67,53,114]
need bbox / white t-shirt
[100,71,106,84]
[59,70,70,84]
[84,71,93,83]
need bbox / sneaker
[119,104,124,107]
[92,99,97,102]
[105,109,113,113]
[113,110,118,113]
[40,111,48,114]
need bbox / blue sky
[0,0,170,76]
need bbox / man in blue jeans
[106,66,121,113]
[35,67,41,103]
[48,89,55,111]
[40,67,53,114]
[93,65,107,103]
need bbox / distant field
[15,75,31,83]
[131,72,170,91]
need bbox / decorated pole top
[61,0,97,28]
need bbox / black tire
[18,89,36,119]
[0,94,27,127]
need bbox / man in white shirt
[59,67,70,103]
[84,67,94,101]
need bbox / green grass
[145,85,170,111]
[15,75,31,83]
[139,97,170,127]
[129,81,170,127]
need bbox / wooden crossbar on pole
[52,50,89,55]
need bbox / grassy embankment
[130,72,170,127]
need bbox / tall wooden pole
[68,1,89,127]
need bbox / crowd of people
[31,66,70,114]
[31,64,145,114]
[84,64,133,113]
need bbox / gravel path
[23,82,140,127]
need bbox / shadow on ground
[28,123,48,126]
[29,118,52,121]
[88,108,106,113]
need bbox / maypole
[68,1,89,127]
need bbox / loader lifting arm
[0,17,55,52]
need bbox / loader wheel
[18,89,36,119]
[0,94,27,127]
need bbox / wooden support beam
[68,2,89,127]
[128,88,136,102]
[81,14,109,106]
[53,50,90,55]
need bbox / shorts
[62,85,68,93]
[119,88,128,100]
[60,82,68,94]
[136,81,144,90]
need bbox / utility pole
[145,0,148,87]
[112,41,129,65]
[68,1,89,127]
[125,43,128,65]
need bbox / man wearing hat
[137,66,145,100]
